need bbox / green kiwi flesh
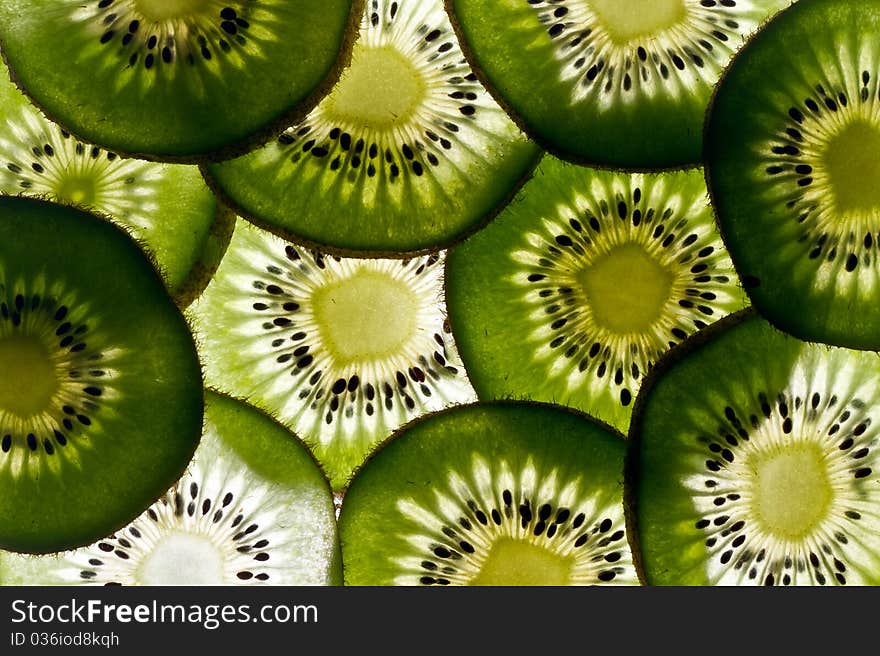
[187,219,477,490]
[0,196,202,553]
[446,156,746,433]
[205,0,539,253]
[706,0,880,349]
[340,402,636,586]
[0,391,341,585]
[447,0,791,168]
[0,68,226,304]
[0,0,356,160]
[628,309,880,585]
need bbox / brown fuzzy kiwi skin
[443,0,712,175]
[172,203,236,309]
[0,0,366,165]
[336,398,626,517]
[199,143,545,260]
[622,307,759,585]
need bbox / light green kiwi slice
[205,0,539,253]
[340,402,636,586]
[0,66,228,305]
[187,219,477,489]
[446,156,747,433]
[0,391,340,585]
[446,0,791,168]
[628,309,880,585]
[706,0,880,349]
[0,0,357,160]
[0,196,202,554]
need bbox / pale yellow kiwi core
[823,121,880,215]
[313,271,419,363]
[752,446,832,539]
[327,46,426,127]
[55,175,97,207]
[589,0,687,42]
[0,335,58,418]
[138,532,225,585]
[470,537,575,586]
[135,0,211,21]
[579,244,674,334]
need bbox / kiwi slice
[205,0,540,254]
[706,0,880,350]
[446,156,747,433]
[447,0,790,168]
[0,196,201,553]
[0,392,340,585]
[0,66,228,306]
[0,0,357,160]
[628,309,880,586]
[187,219,477,489]
[340,402,635,586]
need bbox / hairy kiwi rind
[444,0,712,174]
[200,146,543,259]
[0,0,366,165]
[339,398,625,498]
[623,307,763,584]
[172,203,236,308]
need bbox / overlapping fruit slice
[628,310,880,585]
[1,392,340,585]
[206,0,539,253]
[341,402,636,586]
[0,197,202,553]
[707,0,880,349]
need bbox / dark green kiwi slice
[628,309,880,586]
[447,0,790,168]
[0,0,356,160]
[0,196,201,553]
[340,402,635,586]
[446,156,747,433]
[187,219,477,489]
[706,0,880,350]
[0,67,228,306]
[205,0,539,254]
[0,391,340,585]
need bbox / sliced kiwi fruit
[628,309,880,586]
[0,66,229,306]
[706,0,880,350]
[187,219,477,489]
[0,196,201,554]
[0,0,357,160]
[0,391,341,585]
[340,402,635,586]
[446,156,747,433]
[205,0,540,254]
[447,0,791,168]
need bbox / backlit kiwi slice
[205,0,539,253]
[340,402,635,586]
[446,156,746,432]
[0,197,201,553]
[706,0,880,349]
[0,0,356,160]
[187,219,476,489]
[628,310,880,585]
[447,0,790,168]
[0,392,340,585]
[0,67,228,305]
